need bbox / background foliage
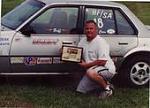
[2,0,150,25]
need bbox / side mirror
[20,25,34,36]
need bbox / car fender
[0,31,16,72]
[124,46,150,58]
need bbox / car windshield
[1,0,45,30]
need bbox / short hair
[85,20,97,27]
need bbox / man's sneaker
[98,89,113,99]
[107,82,114,90]
[109,83,114,90]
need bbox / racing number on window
[85,8,115,35]
[94,18,103,28]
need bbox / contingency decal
[32,39,59,45]
[0,37,10,45]
[51,28,62,34]
[24,57,37,66]
[53,57,62,64]
[107,29,115,34]
[10,57,24,64]
[37,57,52,64]
[0,37,10,55]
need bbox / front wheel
[122,55,150,87]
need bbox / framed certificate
[61,46,83,63]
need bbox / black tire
[121,54,150,87]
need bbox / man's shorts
[93,66,114,81]
[76,66,114,94]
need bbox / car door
[10,6,81,74]
[84,6,138,58]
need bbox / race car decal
[53,57,62,64]
[0,37,11,55]
[24,57,37,66]
[32,39,59,45]
[10,57,63,65]
[37,57,52,64]
[107,29,115,34]
[0,37,10,45]
[10,57,24,64]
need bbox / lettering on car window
[30,7,79,34]
[86,8,115,35]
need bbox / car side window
[29,7,79,34]
[115,10,135,35]
[85,8,116,35]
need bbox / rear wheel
[122,55,150,87]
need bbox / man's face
[84,23,97,41]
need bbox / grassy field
[1,0,150,108]
[0,77,149,108]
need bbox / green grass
[0,84,149,108]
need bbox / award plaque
[61,46,83,62]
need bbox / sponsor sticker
[0,37,10,45]
[24,57,37,66]
[107,29,115,34]
[32,39,59,45]
[0,37,9,41]
[37,57,52,64]
[10,57,24,64]
[53,57,62,64]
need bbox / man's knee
[86,69,98,79]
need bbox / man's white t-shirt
[78,35,116,74]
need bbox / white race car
[1,0,150,87]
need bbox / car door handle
[62,41,74,45]
[118,42,128,45]
[15,37,21,41]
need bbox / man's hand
[79,60,87,68]
[94,60,107,66]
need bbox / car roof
[37,0,126,8]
